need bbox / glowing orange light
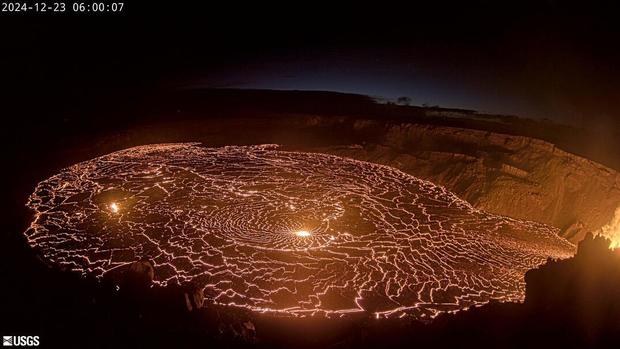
[24,143,577,319]
[599,207,620,249]
[295,230,311,237]
[610,225,620,249]
[610,235,619,249]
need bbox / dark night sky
[3,1,620,129]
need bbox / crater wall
[305,119,620,242]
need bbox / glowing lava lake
[25,143,575,319]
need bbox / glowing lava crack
[25,143,575,318]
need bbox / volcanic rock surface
[306,119,620,242]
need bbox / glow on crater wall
[599,207,620,248]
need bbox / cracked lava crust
[25,143,575,319]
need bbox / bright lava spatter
[25,143,575,319]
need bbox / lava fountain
[24,143,575,318]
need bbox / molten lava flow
[24,143,575,319]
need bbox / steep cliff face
[306,120,620,243]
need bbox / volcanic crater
[25,143,575,319]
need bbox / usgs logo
[2,336,39,347]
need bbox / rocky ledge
[298,117,620,243]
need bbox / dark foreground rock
[13,234,617,348]
[349,234,620,349]
[102,234,620,348]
